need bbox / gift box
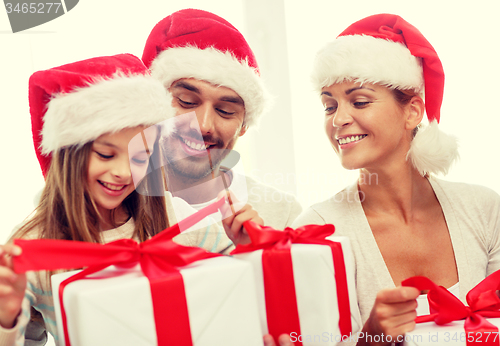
[231,222,362,346]
[51,256,263,346]
[402,271,500,346]
[14,199,264,346]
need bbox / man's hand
[218,190,263,246]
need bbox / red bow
[402,270,500,346]
[13,198,225,346]
[232,222,352,345]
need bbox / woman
[291,13,500,346]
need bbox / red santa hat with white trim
[29,53,174,177]
[312,13,459,176]
[142,8,271,128]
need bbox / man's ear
[238,125,248,137]
[405,96,425,130]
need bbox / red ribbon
[402,270,500,346]
[231,222,352,345]
[13,198,225,346]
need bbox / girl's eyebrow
[94,140,117,149]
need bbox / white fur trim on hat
[312,35,424,92]
[407,120,459,176]
[41,73,174,154]
[149,46,271,127]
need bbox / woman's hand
[218,190,264,246]
[0,244,26,329]
[263,333,294,346]
[358,286,420,346]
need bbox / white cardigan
[292,176,500,344]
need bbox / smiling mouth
[99,181,127,191]
[337,134,367,145]
[179,136,212,151]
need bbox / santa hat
[312,14,459,176]
[29,53,174,177]
[142,8,270,127]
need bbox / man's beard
[161,132,230,181]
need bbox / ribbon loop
[403,271,500,345]
[233,221,337,254]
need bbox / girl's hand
[0,244,27,329]
[218,190,264,246]
[359,286,419,346]
[263,333,294,346]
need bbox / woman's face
[87,126,157,214]
[321,81,412,171]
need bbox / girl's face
[87,126,157,215]
[321,81,413,171]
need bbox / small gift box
[14,199,264,346]
[231,221,362,346]
[402,271,500,346]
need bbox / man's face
[162,78,247,181]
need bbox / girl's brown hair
[13,127,169,243]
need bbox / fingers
[221,203,263,245]
[0,245,22,270]
[0,244,22,258]
[0,266,19,285]
[377,286,420,304]
[229,204,263,235]
[0,245,26,329]
[263,334,293,346]
[217,188,263,245]
[263,334,276,346]
[364,287,419,342]
[278,334,294,346]
[217,189,243,220]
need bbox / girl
[0,54,173,345]
[292,14,500,346]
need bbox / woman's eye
[353,101,370,107]
[324,106,337,114]
[96,151,113,159]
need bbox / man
[142,8,302,253]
